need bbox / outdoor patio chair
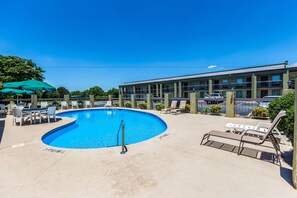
[41,106,57,123]
[13,107,31,126]
[7,104,17,115]
[200,110,287,166]
[40,102,48,108]
[225,122,288,145]
[161,100,177,114]
[104,101,113,107]
[170,100,187,115]
[85,100,91,108]
[61,101,68,109]
[0,104,6,114]
[71,101,79,109]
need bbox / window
[222,79,229,89]
[272,90,281,96]
[272,75,281,81]
[236,78,243,84]
[222,79,228,84]
[246,90,252,98]
[236,91,243,98]
[221,91,226,97]
[200,92,204,98]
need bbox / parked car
[258,95,281,108]
[204,93,224,104]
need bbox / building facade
[119,62,296,99]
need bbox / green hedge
[251,107,269,118]
[125,102,132,108]
[138,102,147,109]
[209,104,222,114]
[185,104,190,113]
[268,92,294,143]
[156,103,165,111]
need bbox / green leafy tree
[88,86,105,97]
[57,86,70,98]
[70,90,82,96]
[0,55,45,85]
[107,88,119,98]
[44,91,60,98]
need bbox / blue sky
[1,0,297,91]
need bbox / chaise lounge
[200,110,286,165]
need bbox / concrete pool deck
[0,108,296,197]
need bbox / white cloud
[208,65,217,69]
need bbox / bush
[156,103,165,111]
[185,104,190,113]
[209,104,222,114]
[125,102,132,108]
[115,102,119,107]
[201,108,208,114]
[138,102,147,109]
[52,100,59,107]
[268,92,295,143]
[251,107,269,118]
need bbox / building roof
[121,62,288,86]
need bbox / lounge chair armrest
[255,122,270,129]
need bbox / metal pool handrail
[120,120,127,154]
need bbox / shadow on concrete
[203,140,280,165]
[0,114,6,144]
[13,117,62,126]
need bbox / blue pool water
[42,109,167,149]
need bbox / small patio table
[22,108,47,124]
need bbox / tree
[0,55,45,85]
[88,86,105,97]
[70,90,82,96]
[107,88,119,98]
[56,87,70,98]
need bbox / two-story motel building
[119,62,297,99]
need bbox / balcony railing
[257,80,282,88]
[182,85,208,91]
[213,82,252,90]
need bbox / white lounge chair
[7,104,17,115]
[161,100,177,114]
[61,101,68,109]
[40,102,48,108]
[170,100,187,115]
[104,101,113,107]
[13,107,31,126]
[85,101,91,108]
[71,101,79,109]
[225,121,288,144]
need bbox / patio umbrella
[4,79,56,92]
[0,88,34,103]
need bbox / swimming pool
[42,109,167,149]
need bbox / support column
[31,94,37,108]
[283,70,289,90]
[108,95,112,101]
[178,81,182,97]
[252,74,257,99]
[156,84,159,97]
[190,92,198,114]
[226,91,235,118]
[174,82,177,97]
[208,79,213,94]
[118,94,124,107]
[133,86,136,94]
[146,93,153,110]
[89,95,94,107]
[159,84,163,98]
[64,94,70,102]
[148,84,151,95]
[131,94,137,108]
[164,93,170,108]
[293,79,297,189]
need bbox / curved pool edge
[42,108,168,150]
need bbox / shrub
[115,102,119,107]
[125,102,132,108]
[156,103,165,111]
[201,108,208,114]
[185,104,190,113]
[268,92,295,143]
[138,102,147,109]
[52,100,59,107]
[251,107,269,118]
[209,104,222,114]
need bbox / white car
[258,96,281,108]
[204,93,224,104]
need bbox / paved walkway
[0,109,296,198]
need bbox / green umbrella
[4,79,56,92]
[0,88,34,103]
